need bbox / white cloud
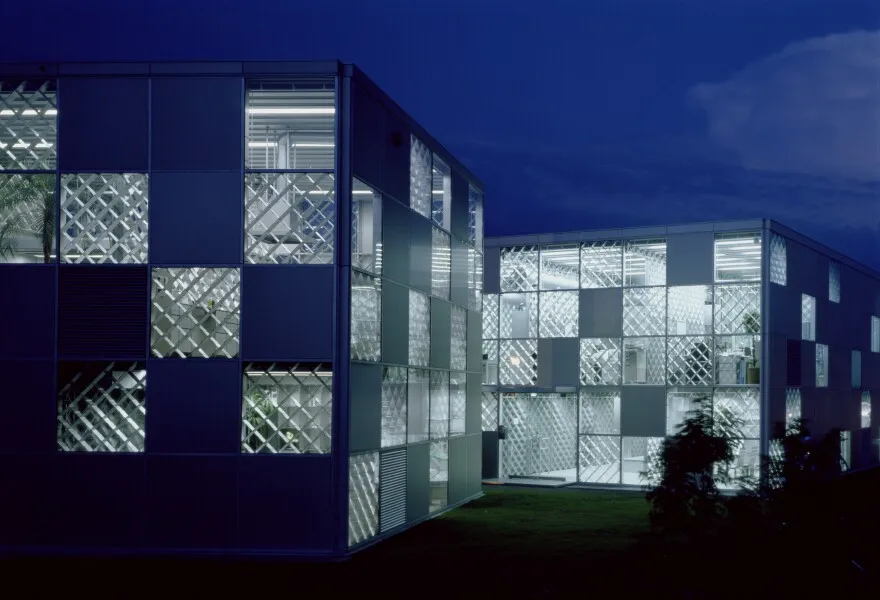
[690,29,880,181]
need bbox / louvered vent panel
[786,339,801,387]
[379,448,407,533]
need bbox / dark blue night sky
[3,0,877,269]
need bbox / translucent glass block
[623,338,665,385]
[871,316,880,353]
[481,391,498,432]
[529,393,578,473]
[829,261,840,303]
[352,178,382,275]
[468,184,483,248]
[579,390,620,434]
[623,287,666,336]
[407,368,430,443]
[861,391,871,429]
[432,155,451,229]
[348,452,379,547]
[482,294,499,339]
[245,172,335,265]
[540,244,580,290]
[470,249,482,311]
[578,435,620,484]
[0,173,56,264]
[667,285,711,335]
[430,440,449,512]
[801,294,816,341]
[581,240,622,288]
[500,246,539,292]
[60,173,148,264]
[467,246,477,309]
[431,226,451,299]
[714,387,760,439]
[150,267,241,359]
[449,372,467,436]
[242,363,332,454]
[840,431,851,471]
[667,389,711,435]
[499,339,538,386]
[622,437,663,485]
[408,290,430,367]
[429,370,449,439]
[410,136,432,218]
[500,292,538,338]
[667,336,713,386]
[815,343,828,387]
[57,362,146,453]
[624,239,666,286]
[714,284,760,335]
[539,290,579,338]
[769,233,787,286]
[722,438,760,483]
[350,271,381,362]
[714,232,761,282]
[0,80,57,170]
[450,306,468,371]
[381,367,407,447]
[482,339,499,385]
[785,388,801,430]
[714,335,760,385]
[580,338,622,386]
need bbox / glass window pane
[499,339,538,385]
[802,294,816,341]
[429,439,449,512]
[623,338,665,385]
[714,231,761,282]
[622,436,663,485]
[666,389,710,436]
[578,435,620,484]
[431,154,451,229]
[500,245,538,292]
[381,367,407,447]
[408,290,430,367]
[579,390,621,434]
[481,390,498,432]
[0,79,57,170]
[769,233,787,286]
[482,293,499,339]
[873,316,880,353]
[539,290,579,338]
[668,336,713,386]
[581,240,622,288]
[407,368,429,443]
[500,292,538,338]
[623,287,666,336]
[0,173,56,264]
[715,335,761,385]
[714,284,760,335]
[624,239,666,286]
[861,391,871,429]
[714,387,760,439]
[449,372,467,436]
[580,338,622,385]
[352,179,382,274]
[348,451,379,547]
[816,343,828,387]
[451,305,468,371]
[351,272,381,362]
[429,370,449,439]
[431,226,451,299]
[785,388,801,430]
[540,243,579,290]
[667,285,712,335]
[410,136,431,218]
[829,261,840,303]
[468,184,483,249]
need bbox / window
[715,232,761,282]
[872,316,880,353]
[500,292,538,338]
[852,350,861,389]
[431,226,451,299]
[449,372,466,436]
[581,240,622,288]
[352,179,382,274]
[350,271,381,362]
[429,370,449,439]
[481,391,498,432]
[381,367,407,447]
[408,291,430,367]
[431,154,451,229]
[540,244,579,290]
[829,262,840,303]
[714,284,760,335]
[862,392,871,429]
[769,233,787,286]
[348,451,379,547]
[715,335,761,385]
[785,388,801,430]
[623,287,666,336]
[623,338,665,384]
[668,337,713,386]
[450,306,467,371]
[624,239,666,286]
[410,136,431,218]
[0,79,57,170]
[0,173,56,264]
[407,368,429,443]
[539,290,579,338]
[468,184,483,249]
[668,286,712,335]
[429,440,449,512]
[815,344,828,387]
[500,245,538,292]
[580,338,622,386]
[500,339,538,385]
[802,294,816,341]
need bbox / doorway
[501,393,577,482]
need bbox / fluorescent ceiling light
[248,141,277,148]
[248,107,335,115]
[432,190,443,195]
[352,190,374,195]
[247,141,335,148]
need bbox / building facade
[480,220,880,485]
[0,61,484,556]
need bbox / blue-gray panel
[865,354,880,389]
[817,299,846,348]
[0,359,54,452]
[467,309,482,373]
[242,61,339,75]
[58,78,148,171]
[828,345,850,390]
[146,359,241,453]
[0,63,58,77]
[767,386,787,437]
[0,266,55,359]
[349,362,382,453]
[0,454,54,545]
[467,433,483,497]
[620,386,666,437]
[151,77,243,172]
[800,341,816,388]
[787,239,827,299]
[537,338,554,388]
[381,280,409,366]
[150,62,244,74]
[409,212,432,294]
[351,81,385,194]
[241,266,334,361]
[552,338,580,388]
[579,288,623,338]
[483,247,501,295]
[238,455,333,551]
[59,63,149,75]
[767,282,801,339]
[383,111,410,206]
[767,333,788,387]
[148,172,243,264]
[406,442,430,523]
[466,371,482,435]
[430,299,451,370]
[381,198,410,285]
[144,455,238,549]
[450,238,469,307]
[450,170,469,241]
[666,232,714,286]
[447,435,468,504]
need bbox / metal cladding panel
[467,308,482,373]
[579,288,623,338]
[0,359,55,452]
[0,454,55,545]
[666,232,714,285]
[380,280,409,366]
[409,212,432,294]
[349,362,382,453]
[767,333,788,387]
[381,198,410,285]
[786,339,802,386]
[379,448,407,532]
[466,371,482,435]
[447,435,468,504]
[351,80,385,196]
[406,442,430,523]
[620,386,667,437]
[450,170,469,241]
[467,433,482,497]
[483,247,501,295]
[0,267,55,359]
[767,281,801,339]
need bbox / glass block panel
[0,173,56,264]
[431,154,451,229]
[150,267,241,359]
[578,435,620,484]
[769,233,787,286]
[381,367,407,447]
[470,249,482,311]
[581,240,622,288]
[60,173,148,264]
[57,362,146,453]
[861,391,871,429]
[482,294,499,339]
[667,389,711,436]
[667,336,713,386]
[245,172,335,265]
[623,287,666,337]
[0,80,57,170]
[622,436,663,485]
[246,78,335,170]
[468,184,483,248]
[714,232,761,282]
[540,244,579,290]
[623,338,665,385]
[802,294,816,341]
[481,391,498,432]
[408,290,430,367]
[539,290,578,338]
[449,372,466,436]
[410,135,432,218]
[407,368,429,443]
[715,335,760,385]
[500,246,539,292]
[450,305,468,371]
[348,452,379,547]
[714,284,760,335]
[714,387,760,439]
[579,390,620,434]
[815,343,828,387]
[829,261,840,303]
[840,431,851,471]
[723,438,760,482]
[482,339,499,385]
[499,339,538,386]
[624,239,666,286]
[352,179,382,275]
[667,285,712,335]
[785,388,801,430]
[242,363,332,454]
[429,370,449,440]
[500,292,538,338]
[872,316,880,353]
[430,439,449,512]
[580,338,622,386]
[431,226,451,299]
[350,271,381,362]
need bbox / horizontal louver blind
[59,266,148,358]
[786,339,801,387]
[379,449,407,533]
